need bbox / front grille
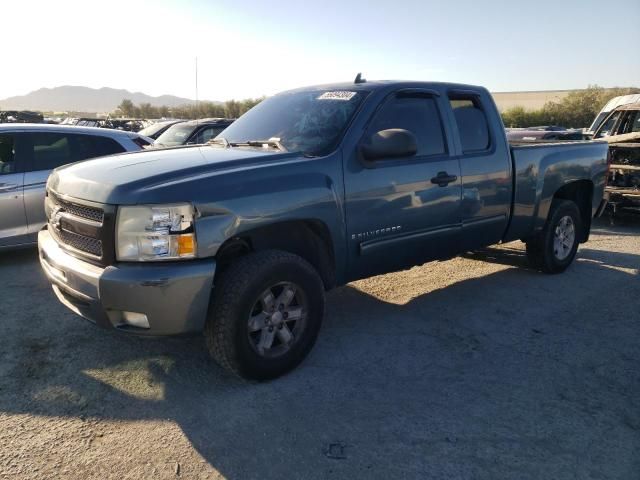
[55,228,103,257]
[49,191,104,223]
[46,190,116,266]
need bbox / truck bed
[504,140,609,242]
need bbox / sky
[4,0,639,101]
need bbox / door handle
[430,172,458,187]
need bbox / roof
[0,123,143,138]
[283,79,488,96]
[613,102,640,111]
[180,118,235,126]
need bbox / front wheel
[205,250,325,380]
[526,199,582,274]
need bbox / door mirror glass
[361,129,417,161]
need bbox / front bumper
[38,228,216,336]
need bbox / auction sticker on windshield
[317,91,357,101]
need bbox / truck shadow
[462,244,640,274]
[0,241,639,478]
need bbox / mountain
[0,86,200,113]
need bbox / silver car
[0,124,150,248]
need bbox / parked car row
[0,125,152,248]
[58,117,237,147]
[0,112,238,249]
[153,118,234,147]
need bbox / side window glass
[449,96,491,153]
[367,95,446,156]
[631,111,640,133]
[89,136,125,157]
[29,133,72,171]
[67,134,127,163]
[0,135,16,174]
[195,127,223,144]
[617,112,634,135]
[595,111,621,138]
[71,134,96,161]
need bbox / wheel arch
[215,219,337,290]
[551,180,594,243]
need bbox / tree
[117,99,135,118]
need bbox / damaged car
[593,103,640,214]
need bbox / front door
[343,91,462,280]
[0,133,27,247]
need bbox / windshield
[155,123,196,146]
[139,122,173,138]
[216,89,368,156]
[595,111,622,138]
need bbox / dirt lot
[0,217,638,480]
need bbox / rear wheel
[205,250,325,380]
[526,199,582,274]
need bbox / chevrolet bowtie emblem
[51,206,64,231]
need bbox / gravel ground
[0,217,638,480]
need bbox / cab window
[367,94,446,156]
[448,95,491,153]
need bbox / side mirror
[360,129,417,162]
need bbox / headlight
[116,204,197,261]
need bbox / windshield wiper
[208,137,230,147]
[208,137,288,152]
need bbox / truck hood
[47,145,301,204]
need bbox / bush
[501,85,640,129]
[114,97,264,120]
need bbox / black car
[0,110,44,123]
[154,118,234,147]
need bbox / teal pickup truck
[39,78,609,380]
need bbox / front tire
[526,199,582,274]
[205,250,325,380]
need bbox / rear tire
[205,250,325,381]
[526,199,582,274]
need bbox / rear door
[22,132,126,236]
[0,133,28,246]
[343,89,462,280]
[447,91,512,250]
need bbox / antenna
[195,56,199,125]
[354,72,366,84]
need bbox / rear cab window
[448,94,491,153]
